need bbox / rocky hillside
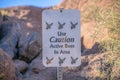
[0,0,120,80]
[53,0,111,49]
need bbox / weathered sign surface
[42,9,81,67]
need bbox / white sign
[42,9,81,67]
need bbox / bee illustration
[46,57,54,65]
[71,57,78,64]
[70,22,78,29]
[58,22,65,29]
[58,57,66,66]
[46,22,53,30]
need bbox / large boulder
[28,55,46,73]
[18,32,42,62]
[14,59,28,73]
[23,56,56,80]
[23,68,56,80]
[0,48,16,80]
[0,21,21,58]
[0,11,42,62]
[15,69,23,80]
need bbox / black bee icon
[71,57,78,64]
[46,57,54,65]
[46,22,53,30]
[70,22,78,29]
[58,22,65,29]
[58,57,66,66]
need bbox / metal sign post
[57,67,63,80]
[42,9,81,80]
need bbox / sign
[42,9,81,67]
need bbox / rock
[23,68,56,80]
[64,74,87,80]
[23,55,56,80]
[79,54,105,80]
[0,48,16,80]
[53,0,109,51]
[0,21,21,58]
[19,32,42,62]
[28,56,46,73]
[82,42,101,55]
[15,69,23,80]
[63,53,107,80]
[14,59,28,73]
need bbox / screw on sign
[42,9,81,80]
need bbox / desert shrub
[82,0,120,79]
[99,0,120,52]
[0,10,8,16]
[99,0,120,79]
[102,52,120,80]
[0,10,9,21]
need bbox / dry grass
[0,10,8,16]
[82,0,120,79]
